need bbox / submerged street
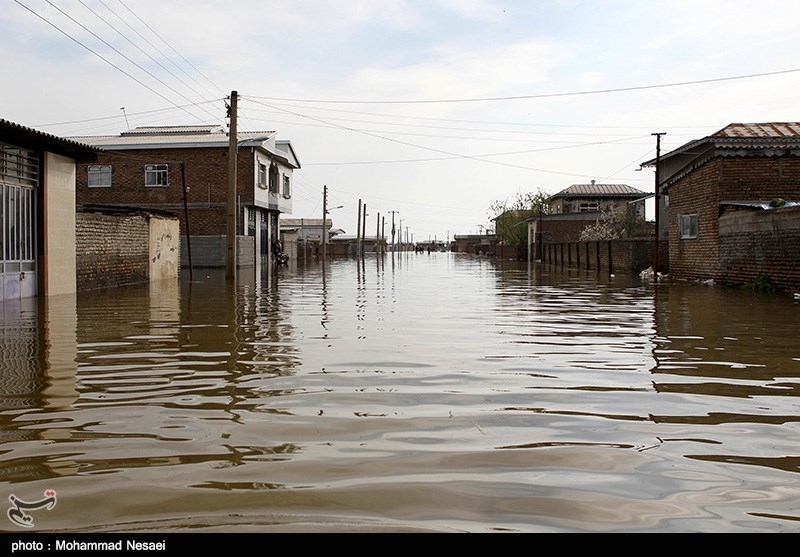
[2,252,800,532]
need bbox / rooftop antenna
[120,107,130,131]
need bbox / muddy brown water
[1,252,799,532]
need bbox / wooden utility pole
[389,211,398,251]
[357,199,362,256]
[180,162,192,280]
[226,90,238,280]
[361,203,367,257]
[653,132,666,278]
[322,185,328,260]
[376,212,381,254]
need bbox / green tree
[489,189,550,247]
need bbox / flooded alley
[2,252,799,532]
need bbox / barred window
[88,165,112,187]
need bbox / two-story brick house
[642,122,800,289]
[72,125,300,268]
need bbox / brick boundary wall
[76,212,150,290]
[719,206,800,292]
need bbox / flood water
[2,252,800,533]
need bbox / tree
[489,189,550,247]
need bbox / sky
[4,0,800,243]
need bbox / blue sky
[4,0,800,242]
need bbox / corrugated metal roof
[71,128,276,148]
[549,182,647,198]
[1,118,97,160]
[713,122,800,138]
[641,122,800,169]
[121,125,226,136]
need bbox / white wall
[43,152,77,296]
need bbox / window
[579,202,599,212]
[679,213,698,239]
[258,163,267,189]
[88,165,112,187]
[1,143,38,187]
[145,164,169,187]
[282,174,291,198]
[268,162,278,194]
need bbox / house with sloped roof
[546,180,648,219]
[642,122,800,291]
[71,125,300,268]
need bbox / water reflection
[1,253,799,532]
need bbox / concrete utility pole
[322,184,328,261]
[226,90,238,281]
[652,132,666,278]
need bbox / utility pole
[226,90,238,281]
[356,199,362,256]
[322,184,327,261]
[653,132,666,278]
[376,212,381,255]
[389,211,398,251]
[361,203,367,257]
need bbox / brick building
[72,125,300,268]
[642,122,800,289]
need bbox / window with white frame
[579,202,599,212]
[258,163,267,189]
[145,164,169,187]
[88,165,112,187]
[679,213,698,239]
[282,174,291,198]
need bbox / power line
[77,0,217,107]
[115,0,225,97]
[41,0,219,122]
[247,97,624,179]
[303,136,649,166]
[13,0,213,123]
[247,67,800,105]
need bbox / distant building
[279,218,343,244]
[72,125,300,268]
[546,181,648,219]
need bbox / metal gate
[1,143,38,300]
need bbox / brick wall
[667,161,722,281]
[719,206,800,292]
[76,147,250,237]
[76,212,150,290]
[76,211,180,290]
[668,155,800,283]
